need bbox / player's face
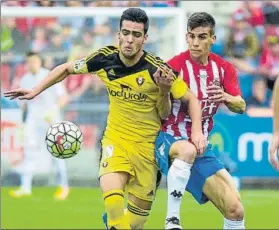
[269,42,279,56]
[118,20,147,59]
[26,55,42,73]
[186,27,216,61]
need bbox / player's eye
[133,32,142,38]
[199,35,207,40]
[122,30,130,35]
[189,34,195,39]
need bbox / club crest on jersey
[74,58,85,71]
[136,76,145,86]
[199,69,208,78]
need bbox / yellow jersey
[73,46,188,142]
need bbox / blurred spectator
[68,31,97,61]
[35,0,56,7]
[262,1,279,26]
[58,1,85,37]
[112,1,140,7]
[30,27,49,52]
[256,26,279,90]
[225,10,260,102]
[1,18,27,54]
[225,11,260,60]
[246,78,272,108]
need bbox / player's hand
[206,82,226,103]
[269,133,279,171]
[4,88,36,100]
[154,65,173,94]
[191,131,208,156]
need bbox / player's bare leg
[165,140,196,229]
[100,172,131,229]
[203,169,245,229]
[124,193,153,229]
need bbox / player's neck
[190,54,209,66]
[119,50,144,67]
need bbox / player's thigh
[169,139,197,163]
[203,169,244,219]
[127,142,157,202]
[99,138,134,192]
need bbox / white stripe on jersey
[211,60,220,82]
[166,99,181,136]
[203,119,209,138]
[186,60,198,96]
[199,69,208,98]
[178,121,188,139]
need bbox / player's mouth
[191,50,202,53]
[124,47,133,51]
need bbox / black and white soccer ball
[45,121,83,159]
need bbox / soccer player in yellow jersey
[269,77,279,171]
[5,8,207,230]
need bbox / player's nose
[127,34,134,43]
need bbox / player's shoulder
[86,45,119,62]
[171,50,190,62]
[145,50,165,65]
[209,52,234,69]
[144,51,179,75]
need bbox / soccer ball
[45,121,83,159]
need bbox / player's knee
[126,200,150,229]
[170,140,197,163]
[225,197,244,221]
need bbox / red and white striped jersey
[162,50,241,139]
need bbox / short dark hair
[187,12,216,35]
[120,8,149,34]
[26,51,40,58]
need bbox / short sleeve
[73,49,106,74]
[167,54,183,73]
[223,63,241,96]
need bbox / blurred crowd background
[1,1,279,114]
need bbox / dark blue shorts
[155,131,224,204]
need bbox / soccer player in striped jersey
[4,8,206,230]
[155,12,246,229]
[269,77,279,170]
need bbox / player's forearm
[33,63,71,96]
[224,93,246,114]
[157,92,171,120]
[273,78,279,133]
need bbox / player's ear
[143,34,148,44]
[117,30,120,40]
[186,33,190,44]
[211,35,216,45]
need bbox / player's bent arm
[179,90,202,133]
[32,62,75,97]
[224,94,246,114]
[156,92,171,119]
[273,77,279,134]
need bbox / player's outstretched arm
[269,77,279,170]
[4,61,75,100]
[180,90,207,155]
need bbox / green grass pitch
[2,187,279,229]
